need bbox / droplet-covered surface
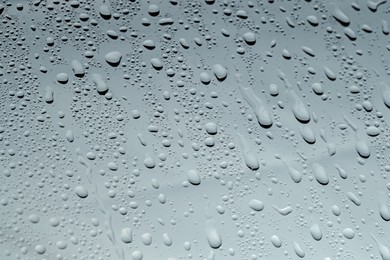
[1,0,390,260]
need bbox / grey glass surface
[1,0,390,259]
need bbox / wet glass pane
[1,0,390,259]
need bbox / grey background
[1,0,390,259]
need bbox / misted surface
[1,0,390,259]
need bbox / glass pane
[1,0,390,259]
